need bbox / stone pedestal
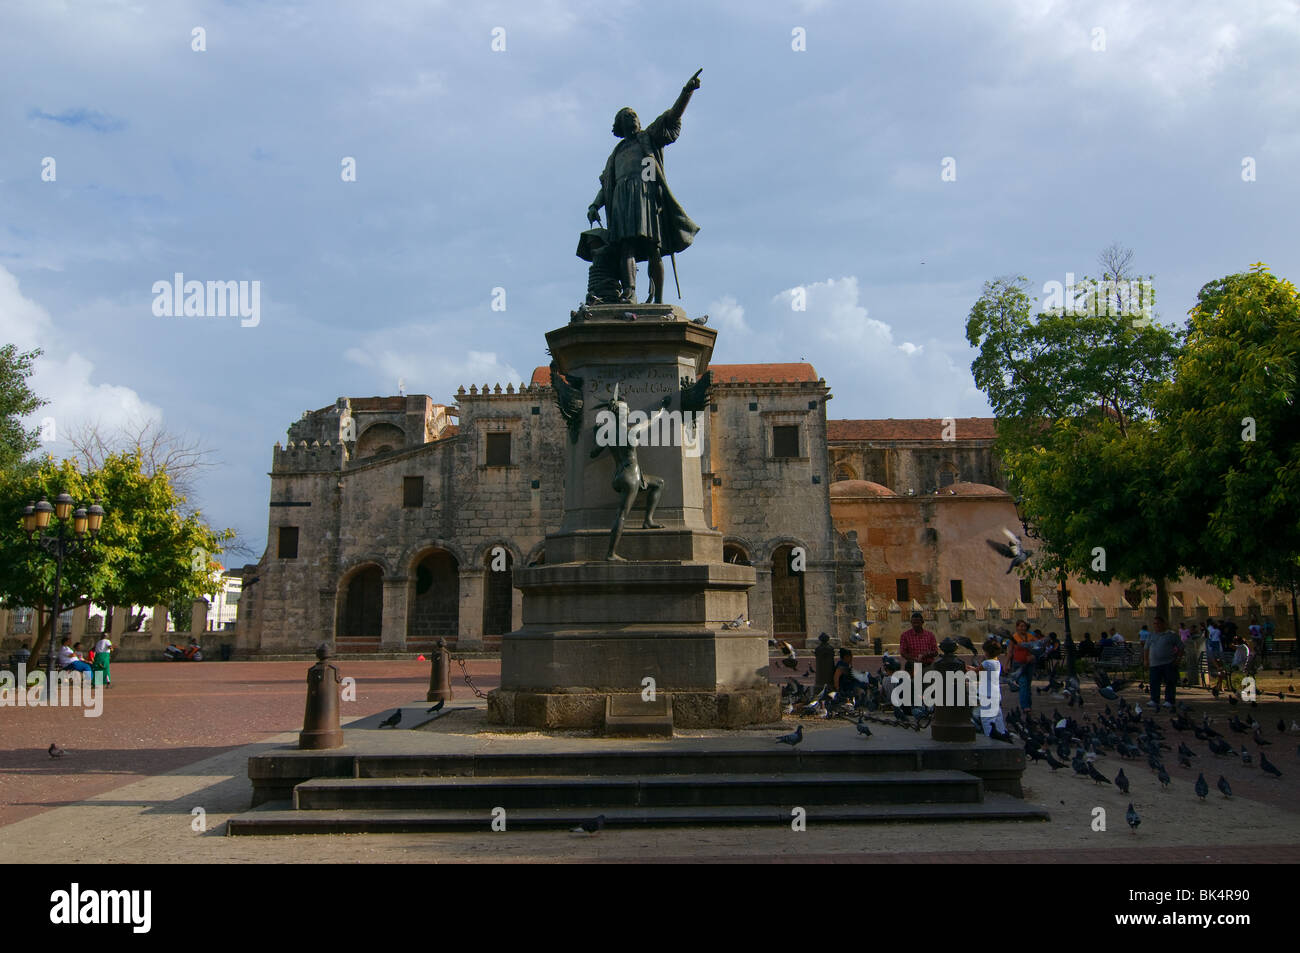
[489,305,778,729]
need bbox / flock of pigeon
[1013,683,1292,834]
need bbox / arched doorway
[482,547,514,646]
[338,565,383,652]
[771,544,806,638]
[408,549,459,649]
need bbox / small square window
[773,425,800,458]
[403,476,423,508]
[950,579,963,603]
[278,526,299,560]
[748,402,758,411]
[1019,579,1033,603]
[486,432,511,466]
[896,578,910,603]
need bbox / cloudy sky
[2,0,1297,557]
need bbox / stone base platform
[488,686,779,730]
[232,703,1040,833]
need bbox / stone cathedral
[232,360,1022,657]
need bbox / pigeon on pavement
[776,725,803,748]
[425,699,446,714]
[1217,775,1232,798]
[48,743,65,758]
[1115,769,1130,794]
[1260,752,1283,778]
[1195,773,1209,800]
[1126,802,1140,834]
[571,814,606,834]
[378,709,402,728]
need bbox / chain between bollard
[453,655,488,699]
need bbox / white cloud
[0,266,160,443]
[898,341,923,355]
[345,328,523,394]
[708,294,748,333]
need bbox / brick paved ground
[0,658,499,828]
[2,657,1297,863]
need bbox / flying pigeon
[571,814,606,834]
[1125,802,1140,834]
[1260,752,1282,778]
[778,642,799,670]
[378,709,402,728]
[1195,773,1209,800]
[1217,775,1232,798]
[425,699,446,714]
[986,528,1033,574]
[775,725,803,748]
[48,743,65,759]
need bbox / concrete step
[227,794,1050,836]
[292,770,984,810]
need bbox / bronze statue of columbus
[586,69,702,304]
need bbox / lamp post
[1013,497,1072,641]
[23,494,105,692]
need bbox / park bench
[1095,643,1138,679]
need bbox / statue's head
[612,107,640,138]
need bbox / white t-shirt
[980,659,1002,709]
[57,645,76,666]
[94,638,112,654]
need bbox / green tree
[0,451,232,658]
[965,266,1184,616]
[1155,264,1300,639]
[1155,264,1300,573]
[0,344,46,475]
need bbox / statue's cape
[599,128,699,257]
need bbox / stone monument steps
[226,793,1049,836]
[291,769,984,811]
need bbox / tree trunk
[1154,577,1169,622]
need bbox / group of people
[54,635,113,685]
[828,609,1278,742]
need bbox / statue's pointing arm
[668,68,702,123]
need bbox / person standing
[899,611,938,669]
[92,634,112,687]
[1205,619,1222,665]
[970,638,1008,739]
[1185,623,1207,688]
[1144,616,1181,709]
[1009,618,1038,712]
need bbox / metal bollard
[426,637,453,703]
[300,643,344,749]
[814,633,835,690]
[930,637,975,742]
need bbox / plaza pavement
[2,658,1299,863]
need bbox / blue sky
[2,0,1297,559]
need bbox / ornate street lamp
[25,494,106,690]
